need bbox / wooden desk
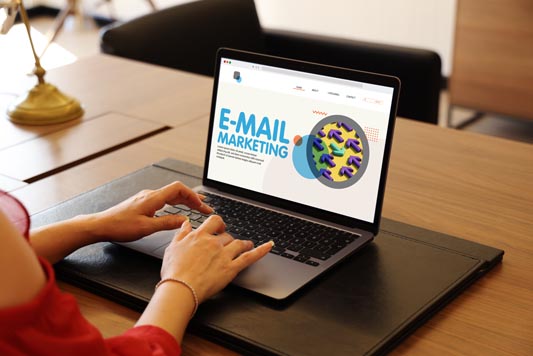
[8,55,533,355]
[0,55,212,190]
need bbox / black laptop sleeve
[31,159,503,356]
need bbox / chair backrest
[100,0,265,76]
[100,0,441,124]
[263,30,441,124]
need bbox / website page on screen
[207,58,394,223]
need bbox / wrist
[155,278,198,318]
[69,213,106,244]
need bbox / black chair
[100,0,265,76]
[100,0,441,124]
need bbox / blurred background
[2,0,532,143]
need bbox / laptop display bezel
[202,48,400,234]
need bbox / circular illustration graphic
[304,115,369,189]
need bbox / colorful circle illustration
[292,135,317,179]
[306,115,369,189]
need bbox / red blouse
[0,257,181,356]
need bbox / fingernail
[269,240,275,247]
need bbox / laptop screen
[205,49,398,228]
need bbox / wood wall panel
[450,0,533,119]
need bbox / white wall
[255,0,456,76]
[35,0,457,75]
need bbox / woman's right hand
[161,215,273,303]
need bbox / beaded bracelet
[155,278,199,318]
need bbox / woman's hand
[30,181,213,263]
[90,181,213,243]
[136,215,272,342]
[161,215,273,303]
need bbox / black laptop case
[31,159,503,356]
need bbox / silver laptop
[122,48,400,300]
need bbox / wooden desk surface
[0,55,212,189]
[8,55,533,355]
[0,54,213,130]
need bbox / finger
[148,214,189,233]
[155,181,208,212]
[173,219,192,242]
[232,241,274,271]
[224,239,255,260]
[153,181,204,213]
[196,215,226,235]
[195,194,215,214]
[217,232,234,246]
[196,201,214,215]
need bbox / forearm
[30,214,103,264]
[136,282,196,343]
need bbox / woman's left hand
[90,181,213,243]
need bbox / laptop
[121,48,400,300]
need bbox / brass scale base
[5,0,83,126]
[8,82,83,125]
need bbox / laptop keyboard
[155,192,359,267]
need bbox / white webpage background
[207,62,393,223]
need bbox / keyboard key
[285,227,299,235]
[175,204,191,211]
[308,235,324,242]
[277,240,290,248]
[270,246,285,255]
[316,244,330,252]
[343,236,357,244]
[294,254,310,263]
[304,240,318,248]
[291,237,306,245]
[294,231,308,239]
[164,206,181,214]
[154,210,167,217]
[267,231,281,240]
[230,226,244,235]
[300,248,330,261]
[321,238,334,245]
[189,213,202,220]
[234,220,246,227]
[287,244,304,252]
[305,260,320,267]
[281,252,295,259]
[242,230,254,238]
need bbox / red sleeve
[0,257,181,356]
[106,325,181,356]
